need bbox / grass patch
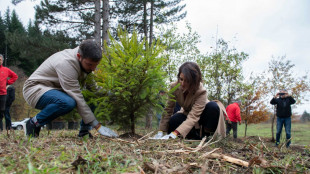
[238,123,310,145]
[0,122,309,173]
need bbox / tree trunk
[143,1,148,44]
[130,113,135,134]
[145,108,153,130]
[94,0,101,45]
[149,0,154,47]
[244,108,248,137]
[244,122,248,137]
[102,0,109,48]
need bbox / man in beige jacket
[23,39,117,138]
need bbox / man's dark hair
[177,62,202,93]
[78,39,102,62]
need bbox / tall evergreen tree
[4,9,26,66]
[112,0,186,43]
[35,0,95,41]
[0,14,6,56]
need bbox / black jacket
[270,96,296,118]
[5,85,15,107]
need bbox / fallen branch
[199,148,221,158]
[138,131,154,142]
[280,137,292,150]
[138,165,145,174]
[141,149,192,154]
[204,152,249,167]
[259,136,270,152]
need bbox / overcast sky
[1,0,309,113]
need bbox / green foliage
[111,0,186,35]
[95,27,167,134]
[0,7,76,75]
[300,110,310,122]
[156,22,203,83]
[35,0,95,40]
[199,39,249,103]
[5,27,75,75]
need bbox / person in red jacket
[0,54,18,131]
[226,100,241,139]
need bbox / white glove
[160,132,177,140]
[96,125,118,138]
[150,131,164,139]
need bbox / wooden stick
[138,131,154,141]
[259,136,270,152]
[138,165,145,174]
[199,148,221,158]
[206,153,249,167]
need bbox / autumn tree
[266,56,310,141]
[240,75,269,137]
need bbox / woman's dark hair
[177,62,202,93]
[78,39,102,62]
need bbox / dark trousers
[4,106,12,130]
[168,101,220,139]
[0,95,6,131]
[226,121,238,138]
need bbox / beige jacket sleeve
[176,89,207,137]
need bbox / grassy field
[237,123,310,146]
[0,122,309,173]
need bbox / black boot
[26,118,40,137]
[78,130,93,138]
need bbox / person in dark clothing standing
[270,89,296,147]
[4,85,15,130]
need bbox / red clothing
[0,65,18,95]
[226,103,241,122]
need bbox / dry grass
[0,128,309,174]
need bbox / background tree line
[1,0,309,136]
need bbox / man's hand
[275,93,279,98]
[239,122,241,125]
[96,124,118,138]
[160,131,178,140]
[149,131,164,139]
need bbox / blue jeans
[34,90,90,131]
[276,117,291,147]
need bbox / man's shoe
[34,126,41,137]
[25,119,36,137]
[78,130,93,138]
